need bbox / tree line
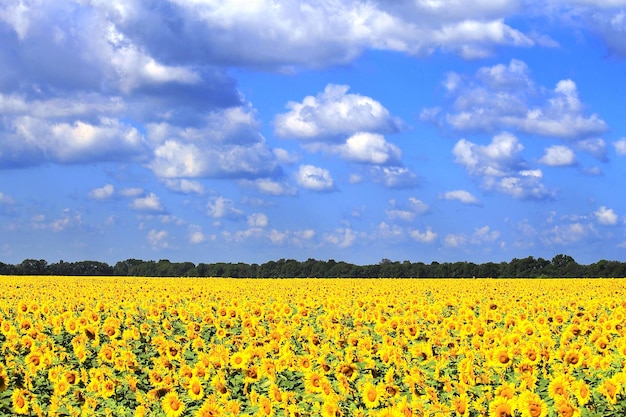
[1,254,626,278]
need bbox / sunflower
[11,389,30,415]
[598,377,620,404]
[495,382,516,400]
[304,370,325,394]
[194,400,222,417]
[563,349,582,368]
[63,369,79,385]
[451,393,470,417]
[361,381,384,409]
[229,351,248,369]
[488,396,515,417]
[518,391,547,417]
[162,391,185,417]
[547,374,571,400]
[258,395,274,417]
[53,378,71,396]
[554,398,579,417]
[188,376,204,401]
[572,379,590,406]
[98,343,116,364]
[100,379,116,398]
[492,346,512,368]
[269,383,283,403]
[337,362,358,381]
[321,400,340,417]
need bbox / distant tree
[16,259,48,275]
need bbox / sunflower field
[1,276,626,417]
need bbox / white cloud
[147,229,169,249]
[594,206,618,225]
[614,139,626,156]
[386,198,430,221]
[2,116,146,166]
[273,148,300,164]
[453,133,553,200]
[471,226,500,244]
[48,209,82,232]
[207,196,244,220]
[296,165,335,192]
[432,60,608,142]
[453,133,524,177]
[188,230,206,244]
[542,222,596,245]
[375,222,404,240]
[336,132,402,165]
[576,138,607,160]
[323,227,358,248]
[441,190,480,205]
[247,213,269,228]
[409,227,438,243]
[369,166,419,189]
[538,145,577,166]
[239,178,298,196]
[444,233,467,247]
[131,193,164,212]
[268,228,315,246]
[88,184,115,200]
[162,179,205,195]
[274,84,402,140]
[147,109,279,180]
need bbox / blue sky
[2,0,626,266]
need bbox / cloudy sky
[1,0,626,266]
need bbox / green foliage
[3,254,626,278]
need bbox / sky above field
[1,0,626,266]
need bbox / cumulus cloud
[471,225,500,244]
[239,178,298,196]
[188,230,206,244]
[444,233,467,247]
[147,107,280,179]
[296,165,335,192]
[147,229,169,249]
[247,213,269,228]
[426,59,608,143]
[453,132,553,200]
[0,116,147,168]
[369,166,419,189]
[409,227,438,243]
[614,139,626,156]
[576,138,607,161]
[594,206,618,225]
[538,145,577,166]
[441,190,481,205]
[274,84,402,140]
[386,198,430,221]
[162,179,205,195]
[542,222,597,245]
[337,133,402,165]
[268,228,316,246]
[131,193,164,212]
[207,196,244,220]
[88,184,115,200]
[323,227,358,248]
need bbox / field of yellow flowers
[1,276,626,416]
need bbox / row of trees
[1,254,626,278]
